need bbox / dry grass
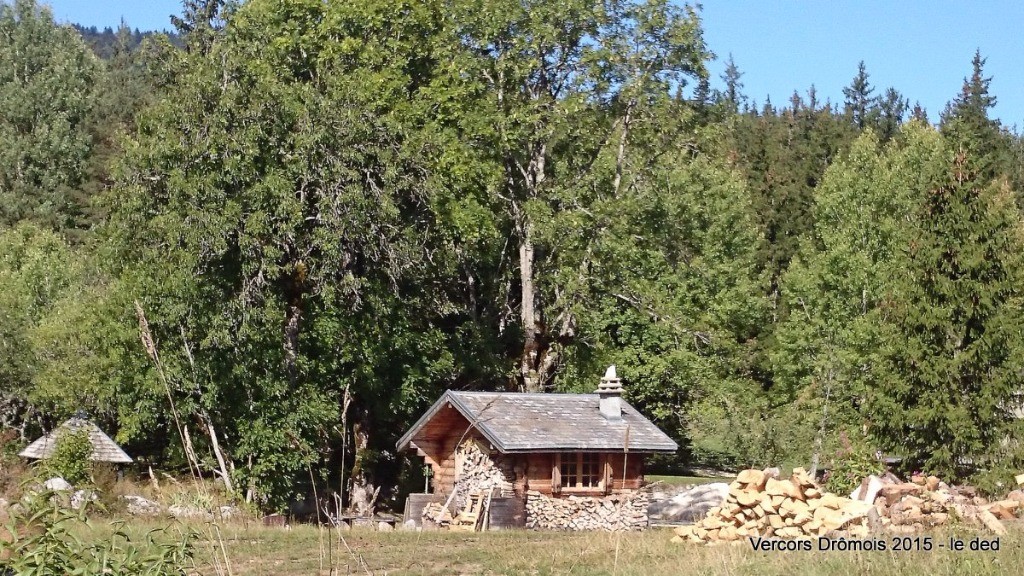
[80,519,1024,576]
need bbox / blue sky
[43,0,1024,128]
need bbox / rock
[44,477,72,492]
[401,519,417,531]
[219,505,240,519]
[70,490,97,510]
[169,505,213,520]
[121,495,162,516]
[1007,489,1024,503]
[377,521,394,531]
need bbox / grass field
[646,475,733,487]
[101,520,1024,575]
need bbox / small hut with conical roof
[19,416,132,464]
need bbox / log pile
[451,439,509,510]
[673,469,1022,545]
[421,502,453,528]
[874,476,1019,535]
[672,468,873,544]
[526,491,649,531]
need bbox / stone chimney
[596,365,623,420]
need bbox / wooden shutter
[552,453,562,495]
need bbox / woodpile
[421,501,453,528]
[526,491,649,531]
[673,469,1022,545]
[672,468,873,544]
[875,476,1018,535]
[451,439,510,510]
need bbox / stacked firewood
[525,491,649,531]
[452,439,508,509]
[672,468,873,544]
[874,476,1018,535]
[421,501,453,527]
[673,469,1022,545]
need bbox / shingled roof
[397,391,678,454]
[19,417,133,464]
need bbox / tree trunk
[519,220,542,392]
[809,363,835,480]
[347,419,378,517]
[283,301,300,385]
[203,415,233,493]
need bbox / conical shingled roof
[19,417,132,464]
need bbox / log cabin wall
[523,452,646,496]
[607,453,646,491]
[525,453,554,495]
[407,404,477,495]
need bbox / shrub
[824,432,882,495]
[44,428,93,486]
[0,489,194,575]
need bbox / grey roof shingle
[397,391,678,453]
[19,417,133,464]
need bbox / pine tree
[941,50,1011,179]
[868,141,1024,480]
[842,61,878,130]
[877,87,909,141]
[910,102,929,124]
[719,53,744,111]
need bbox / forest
[3,0,1024,511]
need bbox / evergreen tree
[868,140,1024,481]
[941,50,1011,179]
[877,87,909,141]
[842,61,878,130]
[911,101,929,124]
[719,53,744,111]
[772,126,945,472]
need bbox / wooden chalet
[397,367,677,530]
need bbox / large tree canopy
[4,0,1024,504]
[0,0,98,230]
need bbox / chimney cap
[596,365,622,394]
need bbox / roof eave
[499,446,678,454]
[395,391,453,452]
[395,391,508,453]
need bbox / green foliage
[0,223,79,433]
[769,126,946,466]
[867,135,1024,479]
[0,490,194,575]
[824,432,882,496]
[4,0,1024,506]
[44,428,93,486]
[0,0,98,230]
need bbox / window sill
[556,487,607,496]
